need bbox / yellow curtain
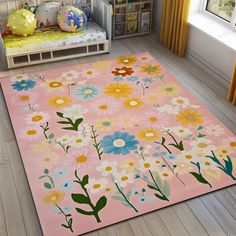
[227,64,236,105]
[160,0,191,57]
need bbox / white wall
[152,0,235,84]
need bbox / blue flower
[153,152,161,157]
[113,76,123,81]
[166,154,176,161]
[143,77,154,83]
[53,167,68,179]
[59,180,73,191]
[74,85,101,100]
[100,131,139,155]
[127,76,139,81]
[11,80,36,91]
[139,196,155,204]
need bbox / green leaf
[58,121,70,125]
[197,125,204,131]
[44,182,52,189]
[44,168,49,174]
[61,224,70,229]
[111,196,124,201]
[75,208,94,216]
[95,196,107,212]
[154,175,163,189]
[224,157,233,173]
[147,183,158,191]
[68,218,73,227]
[39,175,47,179]
[126,190,132,200]
[162,181,170,197]
[81,175,89,187]
[63,127,78,131]
[71,193,90,204]
[198,133,206,138]
[48,133,55,139]
[190,172,209,185]
[74,118,83,128]
[154,193,168,201]
[122,202,132,208]
[56,112,64,118]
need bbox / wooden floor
[0,33,236,236]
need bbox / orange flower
[104,83,133,98]
[176,109,204,126]
[43,190,65,205]
[112,67,134,77]
[116,56,137,66]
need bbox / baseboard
[186,50,230,87]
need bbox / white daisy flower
[156,104,180,115]
[177,150,198,163]
[25,112,50,125]
[60,70,80,80]
[69,134,90,148]
[77,124,92,138]
[10,74,29,82]
[113,171,134,187]
[62,104,88,120]
[96,161,118,176]
[191,138,216,155]
[138,158,157,172]
[170,126,192,138]
[170,96,190,108]
[205,125,225,137]
[86,178,108,194]
[56,135,71,145]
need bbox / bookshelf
[111,0,153,39]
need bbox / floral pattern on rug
[1,53,236,236]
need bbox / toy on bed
[0,0,112,69]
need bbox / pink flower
[12,92,38,106]
[19,126,42,140]
[141,111,170,128]
[90,97,121,116]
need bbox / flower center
[129,100,138,106]
[67,73,73,77]
[230,142,236,147]
[187,115,196,121]
[86,70,93,75]
[205,161,211,166]
[20,95,30,101]
[102,121,111,127]
[93,184,101,189]
[113,139,125,147]
[163,173,169,177]
[27,130,37,135]
[185,155,193,159]
[49,82,62,88]
[51,196,57,201]
[21,83,27,87]
[165,87,173,92]
[32,115,43,122]
[99,104,108,110]
[149,117,157,122]
[75,155,87,163]
[44,157,51,162]
[145,132,154,137]
[121,176,128,181]
[198,143,208,148]
[123,59,129,63]
[129,162,134,166]
[84,89,93,94]
[221,150,228,154]
[56,99,65,104]
[115,89,121,93]
[76,139,83,143]
[177,99,184,104]
[105,166,112,171]
[179,129,184,133]
[144,163,150,168]
[118,70,126,74]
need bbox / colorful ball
[57,6,87,32]
[7,9,36,37]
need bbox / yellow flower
[41,79,65,92]
[48,96,72,108]
[121,159,138,173]
[137,128,160,142]
[176,109,204,126]
[43,190,65,205]
[104,83,133,98]
[123,97,144,109]
[158,84,180,96]
[140,64,161,75]
[117,56,137,66]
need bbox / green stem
[154,140,173,154]
[40,122,49,139]
[91,125,103,160]
[55,204,73,233]
[149,170,169,201]
[115,183,138,213]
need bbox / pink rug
[1,53,236,235]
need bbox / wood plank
[128,217,153,236]
[0,164,27,236]
[186,198,226,236]
[157,207,190,236]
[97,226,117,236]
[172,202,208,236]
[6,141,43,236]
[143,211,171,236]
[114,221,135,236]
[201,194,236,235]
[0,194,7,236]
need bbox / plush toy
[7,9,36,37]
[57,6,87,32]
[35,1,61,28]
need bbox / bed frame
[0,0,112,69]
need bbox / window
[202,0,236,29]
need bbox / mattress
[3,21,107,54]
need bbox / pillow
[35,1,61,28]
